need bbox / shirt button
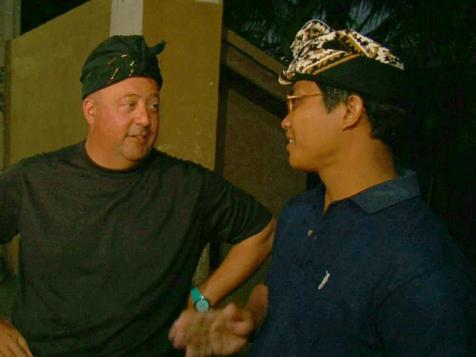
[307,229,314,237]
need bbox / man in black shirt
[0,35,275,356]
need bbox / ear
[82,97,97,126]
[342,94,365,130]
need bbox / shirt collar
[349,168,421,213]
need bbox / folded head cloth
[80,35,166,98]
[280,20,406,104]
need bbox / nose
[281,114,291,130]
[135,103,153,127]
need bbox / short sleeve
[200,170,272,244]
[0,162,23,244]
[377,266,476,356]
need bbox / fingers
[170,304,253,356]
[15,334,34,357]
[185,327,213,357]
[222,302,239,317]
[212,334,248,355]
[0,319,33,357]
[216,303,254,336]
[1,340,33,357]
[170,309,215,357]
[0,340,33,357]
[169,309,216,354]
[169,310,192,348]
[170,324,187,349]
[206,304,254,355]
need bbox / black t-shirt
[0,142,271,356]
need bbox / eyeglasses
[286,93,324,113]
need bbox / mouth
[128,134,149,144]
[285,137,295,152]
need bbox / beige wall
[142,0,223,284]
[143,0,223,169]
[222,88,305,215]
[7,0,111,165]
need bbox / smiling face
[83,77,160,170]
[281,80,347,173]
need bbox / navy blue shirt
[252,170,475,356]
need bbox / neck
[84,138,136,171]
[319,141,397,212]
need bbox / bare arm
[194,218,275,307]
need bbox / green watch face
[194,298,210,312]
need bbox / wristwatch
[191,287,211,312]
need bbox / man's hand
[169,303,255,357]
[0,318,33,357]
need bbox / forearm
[197,218,275,307]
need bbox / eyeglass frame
[286,93,324,113]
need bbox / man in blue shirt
[169,20,475,356]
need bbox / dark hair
[318,83,406,151]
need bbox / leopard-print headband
[280,20,406,103]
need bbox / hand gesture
[169,303,255,357]
[0,318,33,357]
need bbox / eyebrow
[120,93,160,100]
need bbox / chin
[123,147,152,163]
[289,157,315,173]
[288,152,301,168]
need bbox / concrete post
[0,0,21,279]
[1,0,21,171]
